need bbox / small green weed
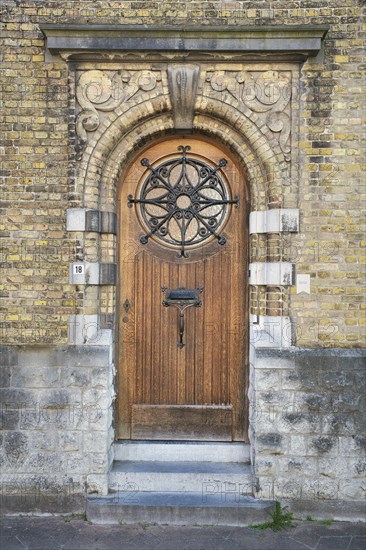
[250,501,295,532]
[62,513,87,523]
[306,515,315,521]
[318,518,333,525]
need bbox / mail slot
[164,288,201,305]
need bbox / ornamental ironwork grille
[128,145,239,257]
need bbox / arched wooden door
[117,136,249,441]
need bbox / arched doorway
[116,135,249,441]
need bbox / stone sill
[0,345,112,367]
[40,24,329,61]
[256,347,366,359]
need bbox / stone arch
[95,118,281,214]
[77,94,171,210]
[78,93,287,213]
[194,97,289,209]
[99,116,263,212]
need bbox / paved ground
[0,516,365,550]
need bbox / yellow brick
[22,315,33,321]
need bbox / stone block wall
[0,345,113,511]
[252,350,365,513]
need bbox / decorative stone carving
[167,65,200,129]
[206,70,292,159]
[266,111,291,159]
[75,69,161,145]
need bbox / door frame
[54,38,305,494]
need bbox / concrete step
[113,440,250,463]
[87,491,275,526]
[109,460,254,493]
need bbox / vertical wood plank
[195,255,205,404]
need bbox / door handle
[161,286,203,349]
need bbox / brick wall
[1,0,365,347]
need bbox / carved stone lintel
[60,50,317,63]
[41,25,329,60]
[167,65,200,130]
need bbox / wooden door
[117,136,248,441]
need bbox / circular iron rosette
[130,146,238,258]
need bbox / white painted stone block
[249,209,299,234]
[69,262,86,285]
[249,210,266,233]
[280,209,299,232]
[68,314,112,346]
[69,262,99,285]
[85,262,100,285]
[66,208,87,231]
[69,263,116,285]
[250,314,292,348]
[249,262,294,285]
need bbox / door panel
[117,137,248,441]
[131,405,232,441]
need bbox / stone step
[87,491,275,526]
[113,440,250,463]
[109,460,254,493]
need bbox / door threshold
[113,440,250,463]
